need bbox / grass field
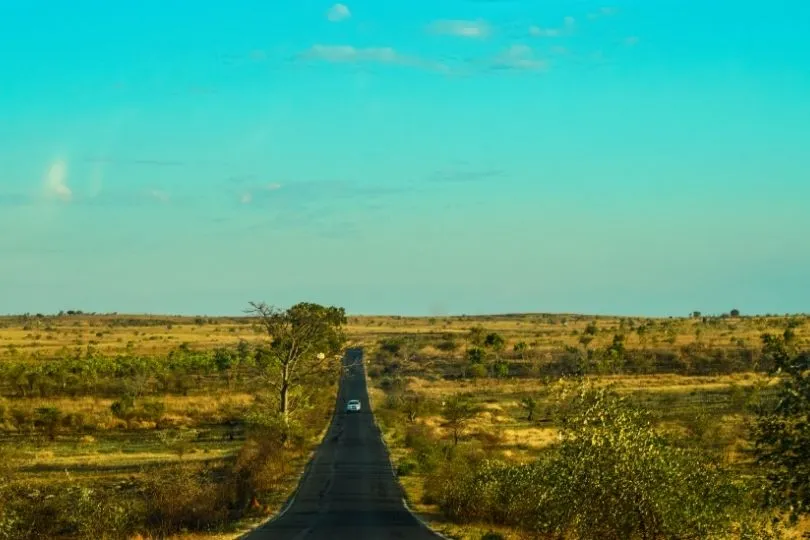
[1,310,807,538]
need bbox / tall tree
[246,301,346,422]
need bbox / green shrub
[397,460,417,476]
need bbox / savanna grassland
[1,310,808,539]
[361,312,810,539]
[0,309,345,539]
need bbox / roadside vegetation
[2,309,808,538]
[367,311,810,539]
[0,303,346,539]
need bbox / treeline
[371,327,803,379]
[0,342,278,398]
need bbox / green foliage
[156,428,198,460]
[34,406,62,440]
[519,396,537,421]
[492,361,509,378]
[428,383,770,539]
[247,301,346,419]
[754,333,810,522]
[468,326,487,347]
[442,396,479,446]
[467,347,485,365]
[483,333,505,351]
[397,459,418,476]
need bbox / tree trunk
[280,363,290,423]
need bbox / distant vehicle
[346,399,361,413]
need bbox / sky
[1,0,809,317]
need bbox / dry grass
[2,312,806,359]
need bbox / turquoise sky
[1,0,809,316]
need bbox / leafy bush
[397,460,418,476]
[426,383,776,539]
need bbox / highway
[244,347,441,539]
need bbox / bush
[142,463,231,534]
[397,460,418,476]
[427,383,770,539]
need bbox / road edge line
[363,350,452,540]
[235,354,344,538]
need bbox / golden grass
[2,312,806,358]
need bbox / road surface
[244,348,441,539]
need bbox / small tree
[110,394,136,429]
[35,407,62,441]
[730,308,741,317]
[513,341,529,361]
[157,428,198,460]
[402,393,427,423]
[520,396,537,421]
[484,333,505,352]
[442,396,478,446]
[246,302,346,424]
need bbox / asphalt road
[244,347,441,540]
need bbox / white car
[346,399,361,413]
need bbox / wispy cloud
[240,192,252,204]
[624,36,640,46]
[148,189,170,203]
[265,183,282,191]
[428,19,491,39]
[304,45,399,63]
[488,45,547,72]
[43,159,71,202]
[529,26,562,37]
[327,3,351,22]
[300,45,448,72]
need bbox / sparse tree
[246,301,346,423]
[513,341,529,361]
[442,396,478,446]
[35,406,62,441]
[520,396,537,421]
[484,332,505,351]
[468,326,487,347]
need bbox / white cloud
[148,189,170,203]
[428,19,490,38]
[302,45,448,72]
[43,159,71,202]
[305,44,398,63]
[529,26,561,37]
[240,192,252,204]
[564,16,576,27]
[265,183,282,191]
[624,36,640,46]
[327,3,351,22]
[490,45,547,71]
